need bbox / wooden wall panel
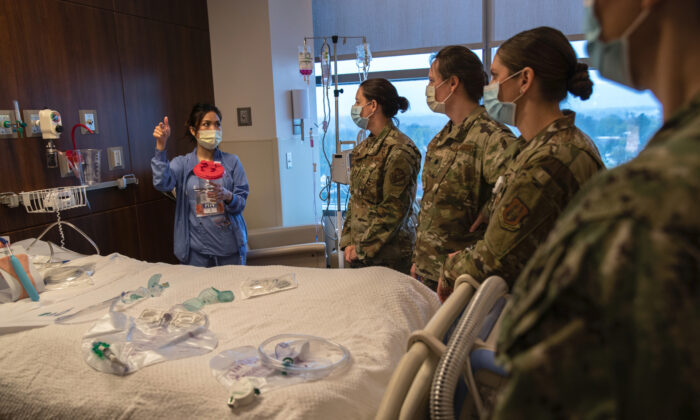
[0,0,135,234]
[7,206,141,258]
[135,197,178,264]
[63,0,114,9]
[0,0,213,264]
[116,13,215,203]
[113,0,209,30]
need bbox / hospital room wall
[0,0,214,262]
[208,0,319,230]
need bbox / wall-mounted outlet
[107,146,124,170]
[0,110,17,139]
[78,109,98,134]
[23,110,42,137]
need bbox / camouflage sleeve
[356,147,418,260]
[482,130,515,185]
[491,216,700,419]
[339,204,353,250]
[441,157,562,287]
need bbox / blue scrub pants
[184,249,242,267]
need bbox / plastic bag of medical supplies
[0,244,45,303]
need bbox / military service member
[411,46,516,291]
[493,0,700,417]
[340,78,421,275]
[437,27,605,301]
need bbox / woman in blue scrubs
[151,103,249,267]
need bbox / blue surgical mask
[425,79,453,114]
[351,103,373,129]
[584,0,650,89]
[483,70,524,126]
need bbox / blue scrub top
[185,174,238,256]
[151,147,249,264]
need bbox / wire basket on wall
[20,186,88,213]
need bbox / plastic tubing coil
[429,275,508,420]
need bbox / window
[564,71,662,168]
[315,53,460,208]
[312,3,663,212]
[493,40,663,168]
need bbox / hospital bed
[0,240,439,419]
[246,224,328,268]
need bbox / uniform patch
[390,168,407,186]
[502,197,529,226]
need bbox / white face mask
[425,79,453,114]
[351,102,373,129]
[197,130,222,150]
[483,70,524,126]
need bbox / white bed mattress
[0,253,439,419]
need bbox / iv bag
[321,40,331,86]
[356,42,371,81]
[298,45,313,84]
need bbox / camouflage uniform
[340,124,421,274]
[413,107,515,290]
[442,111,605,288]
[492,94,700,419]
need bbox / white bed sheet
[0,253,439,419]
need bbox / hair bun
[397,96,409,113]
[567,62,593,100]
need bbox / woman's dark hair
[432,45,488,102]
[359,78,409,119]
[185,103,222,143]
[497,26,593,101]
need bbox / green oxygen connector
[91,341,128,374]
[182,287,234,311]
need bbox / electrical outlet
[78,109,98,134]
[0,111,17,138]
[107,146,124,170]
[23,110,42,137]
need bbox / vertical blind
[312,0,482,57]
[493,0,584,42]
[312,0,585,58]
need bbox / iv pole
[302,34,367,269]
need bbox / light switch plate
[107,146,124,170]
[23,110,42,137]
[0,110,17,138]
[286,152,293,169]
[78,109,98,134]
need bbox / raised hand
[153,116,171,151]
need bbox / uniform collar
[359,123,394,157]
[435,106,487,147]
[519,110,577,151]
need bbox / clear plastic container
[80,148,101,185]
[193,161,225,217]
[258,333,350,377]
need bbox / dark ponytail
[359,78,409,118]
[498,26,593,102]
